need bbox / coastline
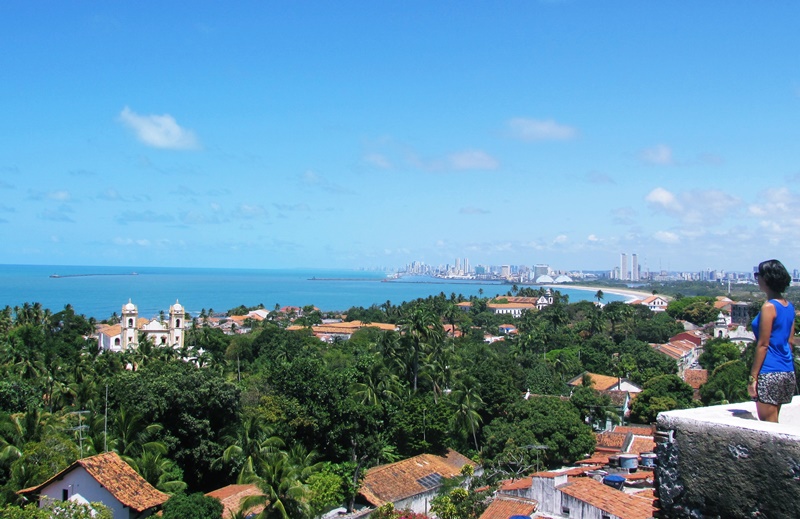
[544,284,659,302]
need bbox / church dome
[171,300,183,312]
[123,299,137,312]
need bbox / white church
[96,300,187,353]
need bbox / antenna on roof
[68,410,90,458]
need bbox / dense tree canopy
[0,290,720,515]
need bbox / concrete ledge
[655,396,800,519]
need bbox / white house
[18,452,169,518]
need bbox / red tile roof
[479,495,537,519]
[568,373,624,391]
[683,369,708,389]
[499,477,533,491]
[628,437,656,455]
[206,484,264,518]
[359,449,473,507]
[613,425,654,436]
[595,431,628,450]
[557,477,656,519]
[19,452,168,513]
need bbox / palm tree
[595,290,604,304]
[449,385,484,452]
[216,416,284,484]
[127,443,187,494]
[108,408,164,459]
[241,450,311,519]
[399,306,443,392]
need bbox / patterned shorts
[756,371,797,406]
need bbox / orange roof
[479,495,537,519]
[628,437,656,455]
[670,330,706,346]
[97,324,122,337]
[613,425,653,436]
[595,431,628,450]
[577,455,610,465]
[206,484,264,518]
[569,373,623,391]
[487,302,537,310]
[359,449,473,506]
[499,476,533,491]
[683,369,708,389]
[19,452,168,513]
[557,477,655,519]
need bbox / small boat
[50,274,61,278]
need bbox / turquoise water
[0,264,626,320]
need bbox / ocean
[0,264,628,320]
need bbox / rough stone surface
[655,397,800,519]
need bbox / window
[62,489,68,501]
[114,338,120,346]
[128,318,134,327]
[561,506,570,516]
[176,319,181,328]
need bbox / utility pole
[69,410,90,458]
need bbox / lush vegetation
[0,291,706,517]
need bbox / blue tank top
[752,299,795,373]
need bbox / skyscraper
[620,253,628,281]
[631,253,639,281]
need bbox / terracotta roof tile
[683,369,708,389]
[360,449,473,506]
[628,437,656,455]
[557,477,656,519]
[499,477,532,491]
[20,452,168,513]
[479,495,537,519]
[206,484,264,518]
[613,425,654,436]
[568,373,624,391]
[595,431,628,449]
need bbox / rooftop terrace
[655,396,800,518]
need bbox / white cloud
[646,187,740,225]
[640,144,674,165]
[553,234,569,244]
[507,118,577,141]
[587,234,599,242]
[363,153,392,169]
[645,187,682,212]
[653,230,680,244]
[48,190,71,201]
[119,106,199,150]
[448,150,499,170]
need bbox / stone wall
[654,398,800,518]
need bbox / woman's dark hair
[757,259,791,293]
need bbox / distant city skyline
[2,3,800,272]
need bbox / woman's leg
[756,402,780,422]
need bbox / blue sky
[1,2,799,273]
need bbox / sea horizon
[0,263,630,321]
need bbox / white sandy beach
[544,284,660,302]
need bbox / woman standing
[749,259,797,422]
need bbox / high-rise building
[534,264,549,281]
[631,254,639,281]
[620,253,628,281]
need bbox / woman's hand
[747,378,758,399]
